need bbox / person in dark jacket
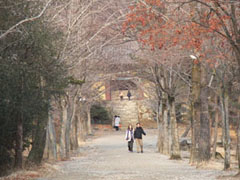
[134,123,146,153]
[127,90,132,100]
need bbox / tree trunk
[46,112,57,160]
[65,94,78,158]
[212,103,219,159]
[74,115,79,148]
[70,115,79,150]
[237,113,240,172]
[14,114,23,169]
[27,76,49,165]
[163,98,169,155]
[168,96,181,159]
[220,89,231,170]
[65,120,71,159]
[190,61,201,164]
[237,97,240,173]
[190,101,195,164]
[78,113,86,142]
[87,105,92,135]
[198,65,211,163]
[235,71,240,176]
[65,106,72,159]
[27,110,48,165]
[157,98,164,153]
[78,106,88,142]
[60,100,67,159]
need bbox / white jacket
[125,129,134,142]
[114,117,120,126]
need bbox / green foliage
[68,76,85,86]
[0,0,67,175]
[90,105,111,124]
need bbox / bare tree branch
[0,0,53,39]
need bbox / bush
[90,105,111,124]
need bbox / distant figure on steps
[125,124,134,152]
[127,90,132,100]
[119,91,124,101]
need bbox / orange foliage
[122,0,235,65]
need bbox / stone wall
[104,98,157,129]
[137,100,157,128]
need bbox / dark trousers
[128,140,133,151]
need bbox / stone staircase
[110,100,139,129]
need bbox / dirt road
[37,129,236,180]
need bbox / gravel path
[37,129,237,180]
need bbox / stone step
[110,99,139,128]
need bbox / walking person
[113,115,117,129]
[134,123,146,153]
[125,124,134,152]
[127,90,132,100]
[114,116,120,131]
[119,91,124,100]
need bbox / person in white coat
[125,124,134,152]
[114,116,120,131]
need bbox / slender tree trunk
[70,115,79,150]
[15,75,24,169]
[47,112,57,160]
[167,103,172,156]
[27,77,49,164]
[60,100,67,159]
[87,105,92,135]
[237,114,240,173]
[237,126,240,176]
[222,114,225,147]
[79,107,88,142]
[220,88,231,170]
[157,98,164,153]
[212,105,219,159]
[190,101,195,164]
[198,65,211,163]
[237,97,240,173]
[163,98,169,155]
[198,87,211,162]
[78,113,86,142]
[15,114,23,169]
[65,105,72,159]
[27,108,48,165]
[190,61,201,164]
[74,116,79,148]
[237,128,239,161]
[236,62,240,176]
[65,94,78,158]
[65,122,71,159]
[168,96,181,159]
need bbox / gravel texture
[36,129,237,180]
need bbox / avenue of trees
[123,0,240,174]
[0,0,131,176]
[0,0,239,177]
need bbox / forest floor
[2,129,239,180]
